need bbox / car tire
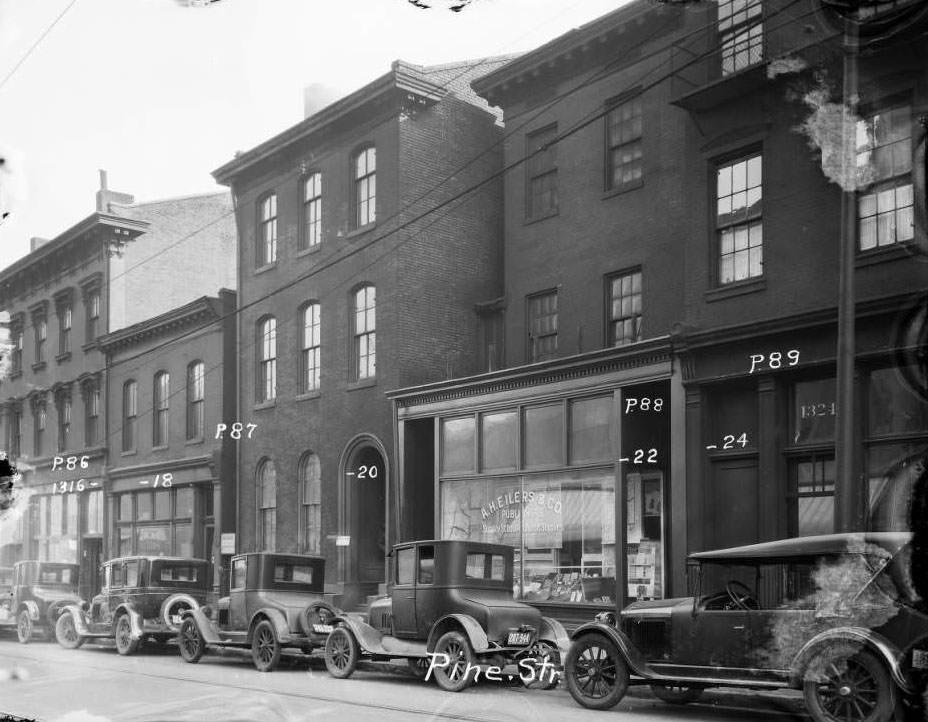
[178,617,205,664]
[804,647,895,722]
[55,611,85,650]
[432,630,477,693]
[160,594,199,633]
[651,683,704,705]
[324,627,359,679]
[521,641,561,690]
[565,632,630,710]
[299,601,339,638]
[115,614,139,655]
[408,657,431,679]
[16,610,33,644]
[251,619,281,672]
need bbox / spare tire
[299,601,339,637]
[160,593,199,632]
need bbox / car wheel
[432,630,477,693]
[178,618,205,664]
[299,601,339,638]
[325,627,359,679]
[803,646,895,722]
[160,594,198,633]
[55,611,85,650]
[16,610,33,644]
[408,657,431,680]
[115,614,139,655]
[251,619,281,672]
[521,641,561,690]
[565,632,630,710]
[651,683,704,705]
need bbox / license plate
[312,624,334,634]
[914,650,928,669]
[171,615,182,625]
[507,632,531,646]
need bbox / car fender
[18,600,40,621]
[248,607,292,645]
[113,604,144,641]
[539,616,570,658]
[570,620,654,678]
[426,613,490,653]
[330,613,384,653]
[791,626,912,695]
[58,604,91,636]
[180,607,221,645]
[45,597,81,628]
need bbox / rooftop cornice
[97,295,222,354]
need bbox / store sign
[479,488,563,548]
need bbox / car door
[686,605,753,672]
[229,557,247,630]
[391,546,417,638]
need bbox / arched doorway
[341,436,388,602]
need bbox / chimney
[30,237,50,252]
[95,169,134,212]
[303,83,341,119]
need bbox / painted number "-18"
[749,350,800,374]
[215,423,257,439]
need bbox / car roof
[689,532,913,562]
[104,556,208,564]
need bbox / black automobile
[0,560,81,643]
[564,532,928,722]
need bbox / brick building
[212,57,509,605]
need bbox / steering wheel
[725,580,759,610]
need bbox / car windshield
[36,565,77,586]
[159,564,203,583]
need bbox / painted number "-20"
[357,465,379,479]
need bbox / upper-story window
[123,380,138,452]
[10,316,23,375]
[607,269,643,347]
[8,403,22,458]
[527,290,558,362]
[58,303,72,356]
[353,147,376,228]
[605,96,643,191]
[257,317,277,402]
[257,193,278,267]
[299,302,321,394]
[718,0,763,76]
[32,395,47,457]
[34,313,47,364]
[716,152,763,285]
[153,371,170,447]
[300,172,322,250]
[186,361,205,441]
[525,125,558,220]
[83,380,100,448]
[86,290,100,343]
[257,458,277,551]
[351,286,376,381]
[56,388,72,453]
[856,104,913,250]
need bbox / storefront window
[176,487,194,518]
[116,487,202,558]
[83,491,103,534]
[137,525,171,555]
[175,524,193,558]
[792,456,835,537]
[119,494,132,521]
[155,490,171,519]
[481,411,518,471]
[869,366,928,436]
[524,403,564,468]
[118,527,131,557]
[792,378,836,444]
[625,471,663,600]
[441,416,475,474]
[137,493,153,522]
[569,396,613,463]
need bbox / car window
[418,546,435,585]
[112,563,126,587]
[231,558,246,590]
[125,560,140,587]
[274,563,313,584]
[37,566,75,585]
[160,564,201,583]
[396,547,414,585]
[104,565,113,589]
[465,552,506,580]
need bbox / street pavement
[0,637,810,722]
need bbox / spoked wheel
[55,611,85,650]
[251,619,281,672]
[16,610,33,644]
[803,647,895,722]
[299,601,339,637]
[324,627,359,679]
[651,683,704,705]
[178,618,205,663]
[432,631,477,693]
[565,632,630,710]
[408,657,431,680]
[115,614,139,655]
[520,641,561,690]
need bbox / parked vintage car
[0,561,81,643]
[564,532,928,722]
[323,539,570,692]
[55,556,209,654]
[177,552,336,672]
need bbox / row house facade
[213,57,509,606]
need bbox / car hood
[460,591,541,613]
[621,597,692,619]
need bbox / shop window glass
[441,416,475,474]
[176,487,194,519]
[792,456,836,537]
[118,528,132,557]
[625,472,663,600]
[175,524,193,558]
[154,490,171,519]
[481,411,517,471]
[867,442,928,530]
[792,378,836,444]
[137,525,171,556]
[137,493,153,522]
[869,366,928,436]
[119,494,132,521]
[396,547,415,585]
[524,404,564,468]
[570,396,613,463]
[84,491,103,534]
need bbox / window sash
[526,127,558,218]
[257,194,278,266]
[528,292,558,362]
[354,148,376,227]
[352,288,376,380]
[606,98,643,190]
[123,383,137,451]
[716,154,763,284]
[257,320,277,401]
[608,271,643,346]
[301,173,322,249]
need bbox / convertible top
[689,532,912,562]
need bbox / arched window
[186,361,205,440]
[352,285,375,381]
[257,316,277,402]
[300,172,322,250]
[299,452,322,554]
[153,371,170,446]
[256,192,278,266]
[257,459,277,551]
[123,380,138,452]
[353,146,376,228]
[299,302,321,394]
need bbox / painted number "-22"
[749,350,800,374]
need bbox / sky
[0,0,628,269]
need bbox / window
[10,320,22,375]
[856,105,913,250]
[396,547,415,585]
[258,459,277,551]
[58,303,72,355]
[84,383,100,447]
[274,563,314,584]
[301,172,322,250]
[465,552,506,581]
[525,125,558,219]
[32,396,46,457]
[718,0,763,76]
[34,314,47,363]
[123,380,138,452]
[231,558,246,589]
[186,361,205,440]
[56,392,71,453]
[352,286,376,380]
[300,452,322,555]
[418,545,435,585]
[790,455,836,537]
[607,269,642,347]
[153,372,169,446]
[8,404,22,458]
[86,290,100,343]
[353,147,376,228]
[257,317,277,402]
[605,97,643,191]
[299,303,321,394]
[257,193,278,266]
[115,488,197,557]
[527,290,558,362]
[716,153,763,284]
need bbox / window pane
[154,490,171,519]
[869,366,928,435]
[570,396,614,463]
[137,492,153,522]
[441,416,475,474]
[481,411,518,471]
[176,487,194,518]
[175,524,193,558]
[524,404,565,468]
[137,525,171,556]
[793,379,837,444]
[396,547,414,585]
